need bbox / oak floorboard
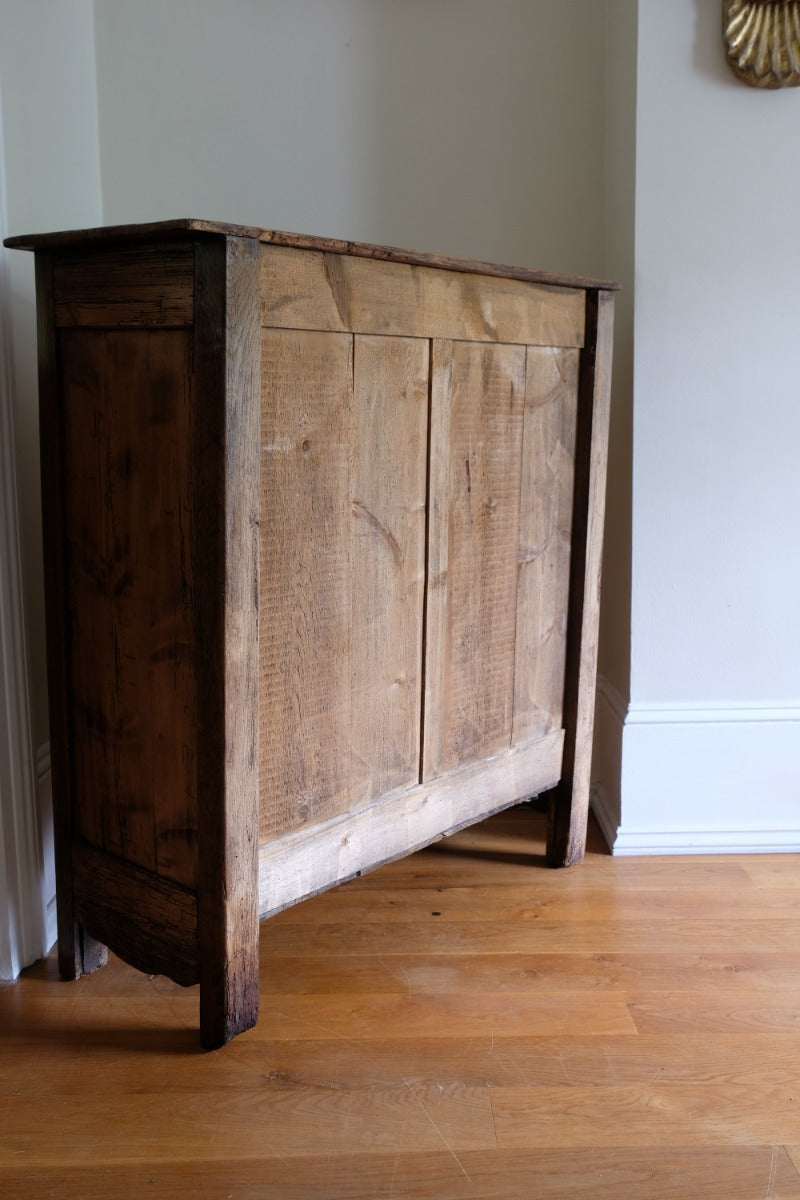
[2,1148,798,1200]
[2,807,800,1198]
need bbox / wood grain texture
[350,335,429,803]
[34,250,102,982]
[258,731,564,916]
[52,241,194,327]
[260,245,586,347]
[72,840,198,986]
[193,236,261,1047]
[2,806,800,1200]
[6,217,619,291]
[512,347,579,742]
[16,222,615,1051]
[259,327,356,837]
[423,339,526,778]
[60,329,198,887]
[259,328,428,840]
[0,1150,796,1200]
[547,290,615,866]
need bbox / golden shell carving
[724,0,800,87]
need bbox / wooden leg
[58,920,108,981]
[199,937,260,1050]
[546,781,588,868]
[545,289,614,869]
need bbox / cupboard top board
[4,218,619,294]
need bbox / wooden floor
[2,806,800,1199]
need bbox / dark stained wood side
[52,241,194,328]
[35,251,108,981]
[59,329,198,888]
[72,841,198,986]
[546,290,615,867]
[193,236,261,1048]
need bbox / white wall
[0,0,103,747]
[591,0,637,843]
[594,0,800,853]
[0,0,103,966]
[93,0,606,276]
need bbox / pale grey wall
[93,0,607,276]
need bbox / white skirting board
[592,676,800,856]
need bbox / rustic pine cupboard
[5,221,615,1047]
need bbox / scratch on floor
[766,1146,779,1199]
[402,1078,474,1184]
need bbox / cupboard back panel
[259,244,586,347]
[258,328,429,841]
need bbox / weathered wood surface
[350,335,429,802]
[6,217,619,292]
[60,328,198,888]
[259,328,428,840]
[258,730,564,917]
[547,290,615,867]
[34,251,99,982]
[193,237,261,1047]
[423,339,526,778]
[512,346,579,743]
[52,241,194,327]
[260,244,585,347]
[72,840,198,986]
[9,219,614,1048]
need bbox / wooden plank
[512,346,579,742]
[423,339,526,778]
[259,328,354,840]
[258,730,564,916]
[491,1082,800,1148]
[257,949,800,996]
[6,218,619,291]
[72,841,198,986]
[34,252,107,980]
[259,990,637,1041]
[350,334,428,804]
[52,241,194,327]
[547,290,615,866]
[59,329,198,888]
[262,913,800,958]
[193,236,261,1048]
[260,244,585,347]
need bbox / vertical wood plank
[350,335,429,804]
[423,339,526,779]
[194,236,261,1047]
[34,251,104,981]
[547,290,615,867]
[60,330,197,887]
[259,328,354,840]
[512,346,579,743]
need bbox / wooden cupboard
[5,220,615,1047]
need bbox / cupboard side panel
[423,339,526,780]
[547,290,615,867]
[512,346,579,743]
[259,329,354,840]
[60,329,198,889]
[350,335,429,805]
